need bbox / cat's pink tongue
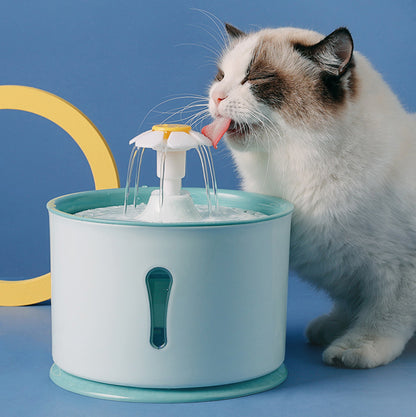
[201,117,231,149]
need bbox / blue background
[0,0,414,279]
[0,1,415,416]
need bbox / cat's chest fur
[232,139,355,280]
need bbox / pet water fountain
[47,123,293,402]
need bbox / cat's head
[206,25,357,151]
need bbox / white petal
[189,131,212,147]
[129,130,164,148]
[166,131,199,150]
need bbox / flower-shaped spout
[129,124,211,151]
[128,124,213,222]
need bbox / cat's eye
[244,72,277,84]
[215,69,225,82]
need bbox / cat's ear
[296,27,354,76]
[225,23,246,40]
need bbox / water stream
[123,143,219,219]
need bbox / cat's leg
[322,278,416,368]
[306,302,352,346]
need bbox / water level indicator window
[145,267,172,349]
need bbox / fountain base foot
[49,363,287,403]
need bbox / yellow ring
[0,85,120,306]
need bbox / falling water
[124,143,219,219]
[159,146,167,210]
[123,147,139,213]
[195,145,211,213]
[203,146,218,211]
[133,148,146,208]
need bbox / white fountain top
[128,124,213,222]
[129,124,211,151]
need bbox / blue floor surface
[1,273,415,417]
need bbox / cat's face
[206,26,356,151]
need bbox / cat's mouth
[202,117,258,148]
[227,120,258,138]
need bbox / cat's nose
[212,90,228,105]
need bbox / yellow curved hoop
[0,85,120,306]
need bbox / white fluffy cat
[203,24,416,368]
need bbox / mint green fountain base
[50,363,287,403]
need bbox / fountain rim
[47,187,293,228]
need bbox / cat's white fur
[208,27,416,368]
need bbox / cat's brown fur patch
[247,32,359,128]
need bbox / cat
[203,24,416,368]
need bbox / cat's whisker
[204,57,223,65]
[158,93,207,100]
[176,42,221,59]
[187,106,210,117]
[184,107,208,120]
[180,101,209,110]
[151,101,207,115]
[157,93,208,102]
[249,109,283,143]
[186,111,211,128]
[160,107,206,125]
[151,108,206,124]
[190,8,228,48]
[244,110,276,142]
[152,96,211,128]
[176,103,208,116]
[139,96,209,130]
[178,103,210,124]
[188,23,225,51]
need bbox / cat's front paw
[322,335,406,368]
